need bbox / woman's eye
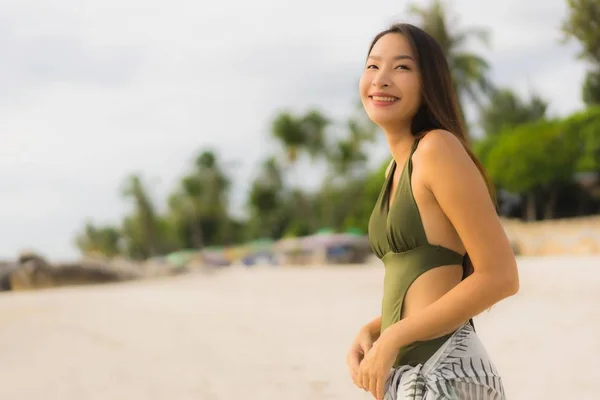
[366,64,378,69]
[396,64,410,70]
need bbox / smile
[369,95,400,105]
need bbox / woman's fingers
[376,377,386,400]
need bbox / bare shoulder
[415,129,468,163]
[412,129,476,187]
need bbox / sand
[0,255,598,400]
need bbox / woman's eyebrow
[367,54,415,61]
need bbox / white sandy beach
[0,255,598,400]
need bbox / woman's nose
[372,72,390,88]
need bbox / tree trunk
[543,187,558,220]
[321,177,335,230]
[186,202,204,249]
[525,192,537,221]
[140,216,157,258]
[191,220,204,250]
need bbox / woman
[345,23,519,400]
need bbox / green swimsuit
[368,137,466,368]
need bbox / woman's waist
[393,332,454,368]
[381,270,463,326]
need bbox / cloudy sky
[0,0,586,260]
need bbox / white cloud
[0,0,586,259]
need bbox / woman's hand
[356,332,399,400]
[346,325,376,388]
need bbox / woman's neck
[383,125,416,165]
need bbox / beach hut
[201,246,231,267]
[274,229,372,266]
[237,238,277,266]
[272,236,312,265]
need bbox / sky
[0,0,587,260]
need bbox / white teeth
[372,96,397,102]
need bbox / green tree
[167,176,205,249]
[167,150,233,249]
[328,105,377,177]
[271,109,330,163]
[562,106,600,173]
[312,104,378,231]
[246,156,286,238]
[268,109,331,236]
[345,160,389,233]
[193,150,231,215]
[74,222,122,258]
[583,68,600,106]
[479,88,548,135]
[281,189,316,237]
[408,0,493,123]
[74,102,600,258]
[561,0,600,105]
[561,0,600,63]
[486,120,580,220]
[121,174,160,257]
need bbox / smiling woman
[345,23,519,400]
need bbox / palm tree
[121,174,159,257]
[74,222,121,258]
[408,0,493,123]
[247,156,286,238]
[167,150,232,248]
[269,109,331,235]
[257,156,284,188]
[177,175,206,249]
[299,109,330,160]
[271,109,330,163]
[479,88,548,135]
[328,106,377,177]
[193,150,231,215]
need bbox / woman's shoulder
[415,129,466,159]
[413,129,474,186]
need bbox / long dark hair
[367,23,496,280]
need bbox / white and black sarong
[384,323,506,399]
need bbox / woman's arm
[382,130,519,348]
[362,315,382,338]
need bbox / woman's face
[359,33,422,130]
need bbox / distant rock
[5,251,141,291]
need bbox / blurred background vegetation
[75,0,600,261]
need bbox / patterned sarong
[384,323,506,399]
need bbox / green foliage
[582,68,600,106]
[245,154,295,240]
[74,5,600,259]
[75,223,121,258]
[120,174,161,257]
[479,88,548,135]
[562,0,600,106]
[472,134,500,167]
[271,109,330,163]
[408,0,493,123]
[561,106,600,172]
[486,119,584,194]
[77,102,600,260]
[561,0,600,64]
[347,160,389,232]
